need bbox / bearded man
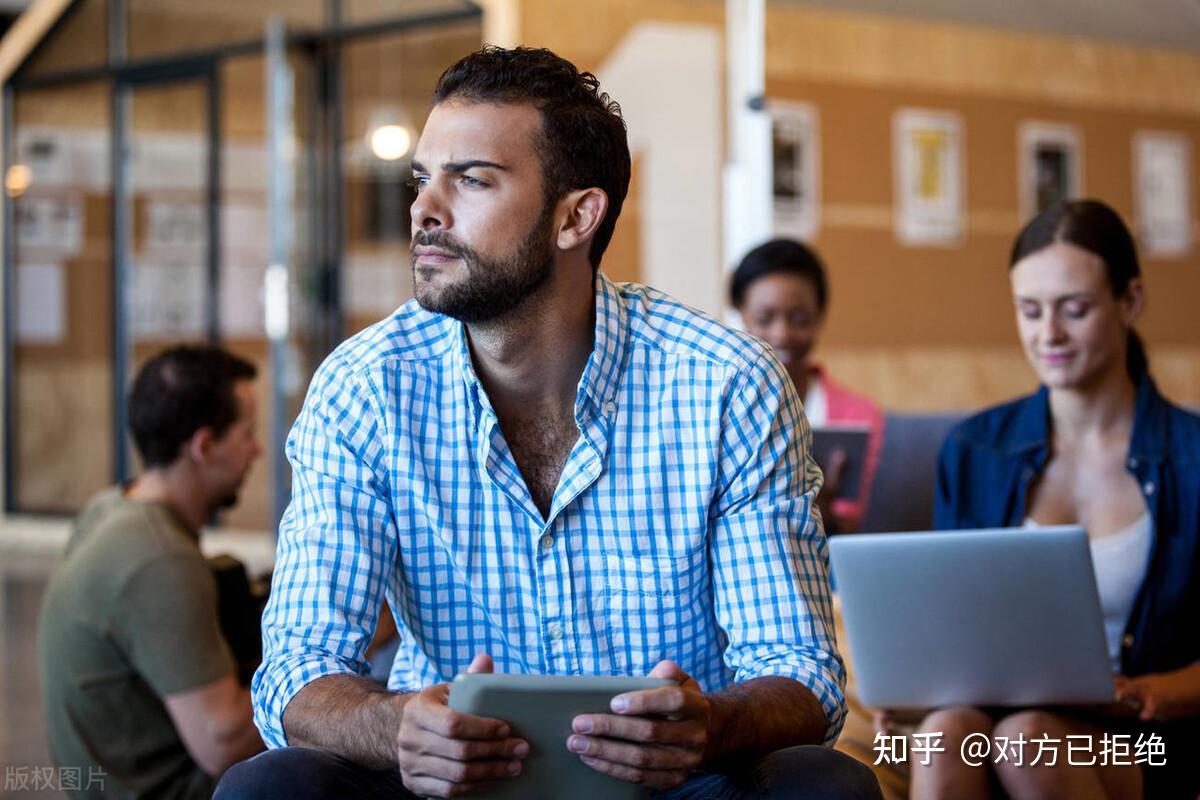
[218,46,880,800]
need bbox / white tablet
[447,674,673,800]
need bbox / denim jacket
[934,374,1200,679]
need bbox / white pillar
[722,0,772,298]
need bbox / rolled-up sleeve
[708,352,846,746]
[251,354,398,748]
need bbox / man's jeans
[215,744,883,799]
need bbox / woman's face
[740,273,824,374]
[1010,241,1142,391]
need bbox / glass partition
[10,82,113,512]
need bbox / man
[39,345,265,798]
[219,47,880,799]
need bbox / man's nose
[410,179,449,231]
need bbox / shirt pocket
[602,550,707,674]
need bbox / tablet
[811,425,871,499]
[447,674,673,800]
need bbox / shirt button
[1128,458,1139,469]
[548,623,563,641]
[603,401,618,416]
[1122,633,1135,648]
[539,534,555,552]
[1143,481,1156,496]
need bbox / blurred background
[0,0,1197,534]
[0,2,1197,795]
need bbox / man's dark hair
[128,345,257,469]
[729,238,829,312]
[432,46,631,272]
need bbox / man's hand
[1115,666,1200,722]
[396,654,529,797]
[567,660,711,790]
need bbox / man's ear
[556,188,609,254]
[186,427,216,465]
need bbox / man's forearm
[281,674,413,768]
[704,676,830,762]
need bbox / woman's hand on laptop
[567,660,709,790]
[1114,664,1200,721]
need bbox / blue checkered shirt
[253,274,846,748]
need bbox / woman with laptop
[905,199,1200,799]
[730,238,885,532]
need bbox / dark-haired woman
[731,239,884,533]
[910,200,1200,799]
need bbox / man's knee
[214,747,383,800]
[754,745,883,800]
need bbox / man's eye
[1063,303,1090,319]
[1019,305,1041,320]
[407,175,428,191]
[460,175,487,188]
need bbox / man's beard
[411,204,556,324]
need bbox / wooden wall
[509,0,1200,410]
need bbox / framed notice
[893,109,964,245]
[1134,131,1192,258]
[770,102,819,241]
[1019,122,1083,223]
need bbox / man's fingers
[647,659,685,682]
[569,734,697,771]
[572,713,703,749]
[577,753,690,790]
[413,733,530,762]
[607,684,695,717]
[467,653,494,674]
[402,775,485,799]
[413,700,511,741]
[408,753,523,783]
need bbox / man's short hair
[128,345,257,469]
[432,46,631,272]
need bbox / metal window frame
[3,0,483,515]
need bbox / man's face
[207,380,261,509]
[409,100,558,323]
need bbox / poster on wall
[15,196,83,255]
[15,263,65,344]
[1134,131,1192,258]
[770,102,819,242]
[1019,122,1083,223]
[893,109,964,245]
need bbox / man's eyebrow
[410,159,508,173]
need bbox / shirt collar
[1005,372,1168,462]
[1128,372,1168,462]
[576,273,628,416]
[1003,384,1051,458]
[449,272,629,420]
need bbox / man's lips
[412,247,460,265]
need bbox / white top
[803,378,828,428]
[1026,513,1154,672]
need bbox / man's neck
[125,468,210,535]
[466,266,596,419]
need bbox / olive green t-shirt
[39,488,236,799]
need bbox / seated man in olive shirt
[38,345,265,798]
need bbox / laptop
[829,526,1115,709]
